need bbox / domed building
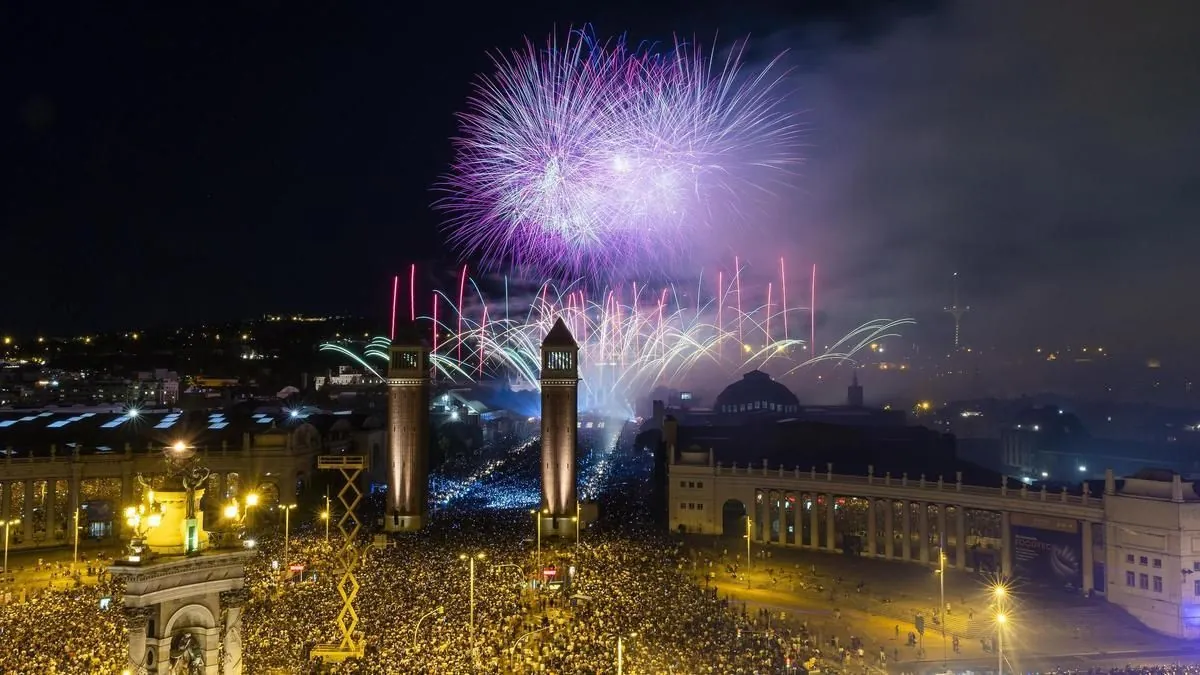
[714,370,800,418]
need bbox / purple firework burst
[438,27,801,278]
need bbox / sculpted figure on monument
[169,632,203,675]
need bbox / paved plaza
[688,534,1193,672]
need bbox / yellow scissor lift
[310,455,368,664]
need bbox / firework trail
[438,27,801,277]
[321,265,913,418]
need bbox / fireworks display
[321,262,913,417]
[438,27,800,277]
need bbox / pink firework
[438,27,801,278]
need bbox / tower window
[392,351,418,370]
[546,351,574,371]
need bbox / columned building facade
[0,429,319,551]
[671,452,1200,639]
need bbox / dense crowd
[0,576,126,673]
[10,424,1198,674]
[241,431,796,673]
[238,518,792,673]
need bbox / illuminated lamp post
[2,518,20,574]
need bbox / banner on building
[1011,513,1082,587]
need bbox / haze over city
[8,1,1198,364]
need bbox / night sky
[6,1,1198,358]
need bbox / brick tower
[385,343,431,532]
[540,318,579,538]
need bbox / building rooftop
[671,416,971,478]
[714,370,800,416]
[0,406,377,457]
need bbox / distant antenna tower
[944,272,969,350]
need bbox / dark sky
[6,1,1198,357]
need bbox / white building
[668,447,1200,639]
[1103,469,1200,638]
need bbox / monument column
[124,606,152,672]
[777,498,786,546]
[901,500,912,560]
[1081,521,1094,593]
[884,501,895,559]
[385,342,432,532]
[221,588,251,674]
[866,500,877,557]
[825,494,836,550]
[955,507,967,570]
[0,482,8,522]
[45,480,56,542]
[22,479,34,543]
[918,502,930,564]
[809,498,819,548]
[936,504,947,561]
[539,319,580,538]
[786,494,799,547]
[1000,511,1013,579]
[67,474,81,527]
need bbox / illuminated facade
[669,453,1200,639]
[540,318,579,538]
[1103,470,1200,638]
[108,449,254,674]
[385,343,431,531]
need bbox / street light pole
[617,635,625,675]
[412,605,445,649]
[73,508,81,571]
[994,584,1008,675]
[285,506,290,564]
[745,515,752,571]
[280,504,297,565]
[460,553,485,659]
[2,519,18,575]
[610,632,637,675]
[323,490,331,542]
[939,548,947,668]
[575,501,581,553]
[531,509,544,576]
[469,557,476,642]
[996,613,1006,675]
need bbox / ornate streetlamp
[123,487,164,562]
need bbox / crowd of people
[7,424,1200,673]
[0,575,126,673]
[240,429,796,673]
[238,517,791,673]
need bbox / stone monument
[109,441,256,675]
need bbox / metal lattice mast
[311,455,367,663]
[943,272,970,350]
